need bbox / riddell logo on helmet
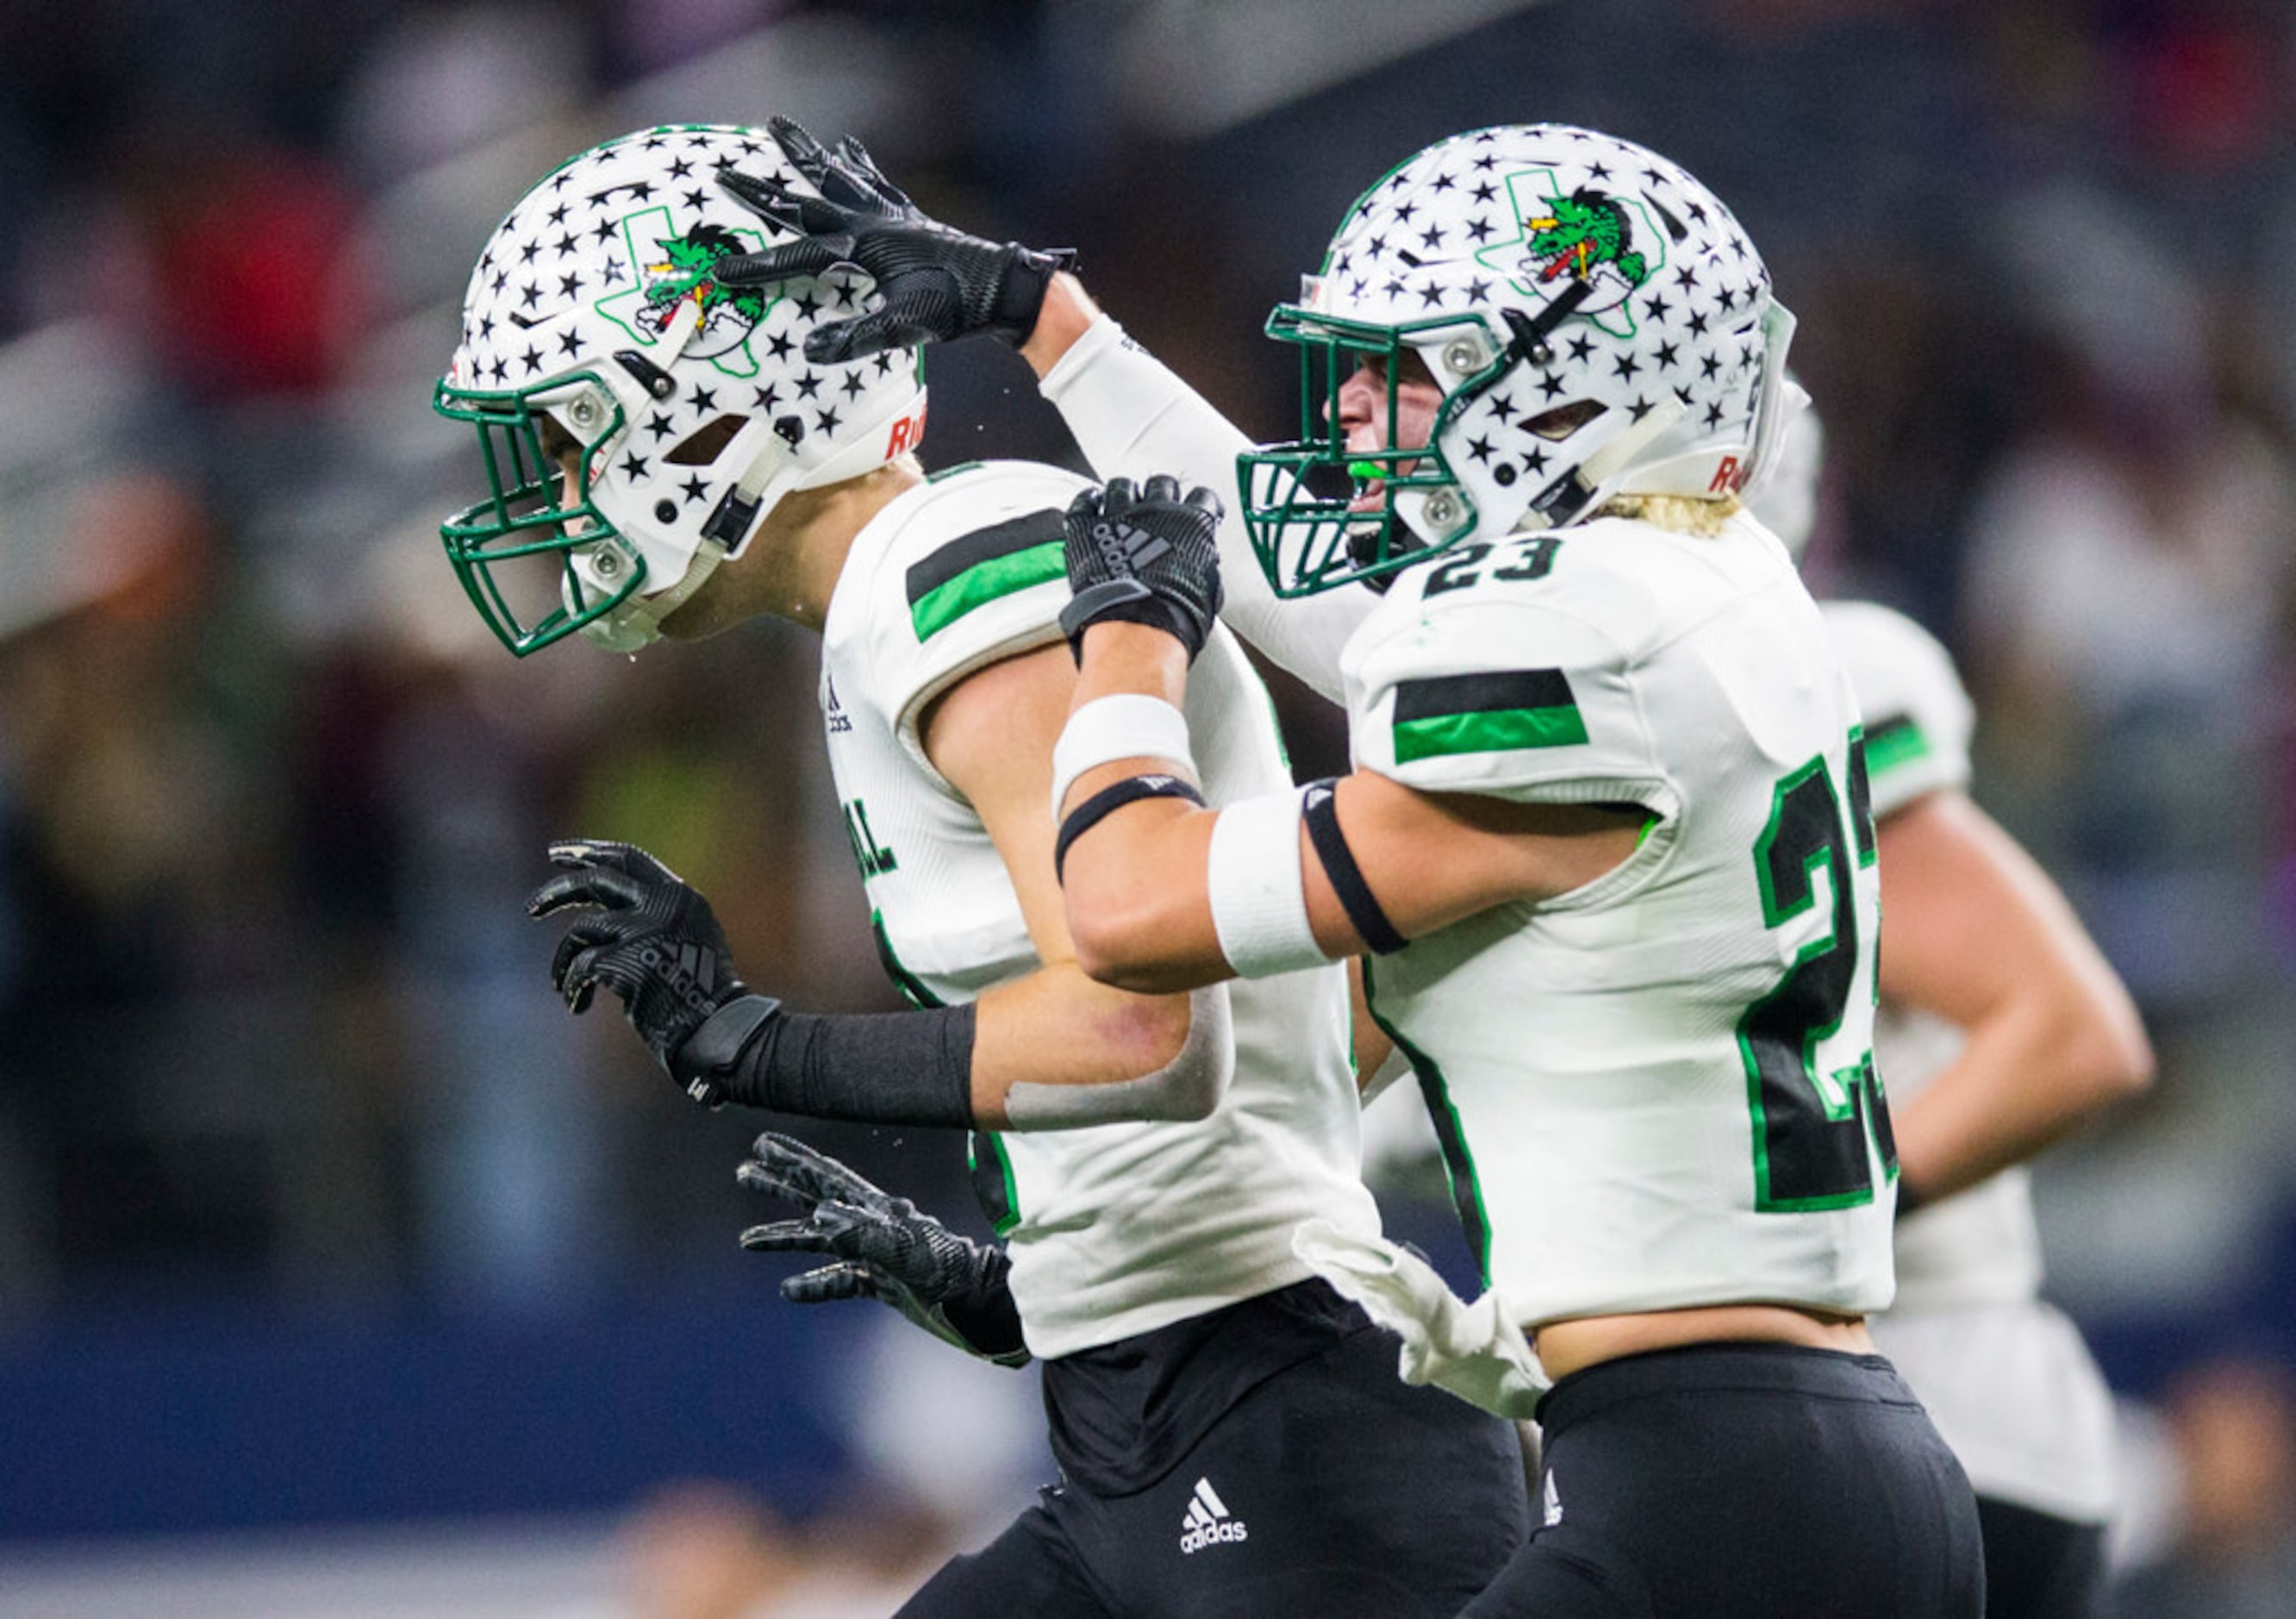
[1710,455,1745,494]
[885,398,928,457]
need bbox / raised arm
[1049,478,1643,994]
[714,120,1368,703]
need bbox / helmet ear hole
[667,414,751,466]
[1525,401,1606,441]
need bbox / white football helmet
[434,124,928,654]
[1240,123,1800,595]
[1746,383,1825,559]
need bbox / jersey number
[1738,742,1895,1211]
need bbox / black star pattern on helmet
[1568,334,1595,364]
[1420,223,1446,251]
[839,369,867,398]
[1466,434,1495,463]
[488,356,508,383]
[1470,180,1497,205]
[640,133,669,150]
[1673,384,1694,405]
[1705,402,1726,428]
[1522,445,1550,472]
[627,180,655,201]
[1471,153,1498,172]
[490,269,508,294]
[873,351,897,376]
[689,386,717,412]
[680,473,710,503]
[752,383,781,409]
[668,156,693,179]
[1347,276,1367,298]
[1631,396,1653,418]
[795,371,822,399]
[559,271,583,297]
[477,314,496,340]
[1366,234,1388,257]
[1644,293,1670,323]
[1700,353,1722,379]
[1587,161,1612,181]
[792,290,822,322]
[1674,264,1700,292]
[814,405,842,434]
[1538,371,1568,401]
[521,344,544,374]
[683,188,707,211]
[519,240,541,264]
[1388,170,1411,191]
[548,171,572,193]
[557,330,583,357]
[554,232,576,257]
[1394,202,1418,225]
[621,452,650,479]
[1654,341,1679,368]
[1431,170,1456,192]
[645,413,678,441]
[766,330,795,359]
[1418,281,1445,307]
[590,217,618,245]
[546,203,569,226]
[1613,353,1640,380]
[1464,277,1491,301]
[1685,198,1708,224]
[1383,277,1407,298]
[1487,391,1515,416]
[1687,309,1709,337]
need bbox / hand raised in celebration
[1058,474,1226,663]
[714,116,1073,364]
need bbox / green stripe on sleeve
[909,543,1064,639]
[1861,711,1930,778]
[905,508,1066,639]
[1391,668,1586,762]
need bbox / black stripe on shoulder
[904,509,1065,605]
[1862,710,1918,751]
[1393,669,1575,722]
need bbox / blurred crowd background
[4,0,2296,1613]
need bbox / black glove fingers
[765,115,835,184]
[830,134,914,213]
[1101,476,1138,524]
[1184,483,1227,522]
[780,1262,877,1305]
[527,866,648,919]
[1142,472,1182,506]
[740,1132,876,1208]
[736,1217,834,1253]
[716,164,795,223]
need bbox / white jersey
[1345,514,1896,1328]
[1829,599,2116,1521]
[820,459,1380,1360]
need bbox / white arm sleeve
[1039,316,1370,705]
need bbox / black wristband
[1302,778,1408,954]
[1054,773,1205,882]
[689,998,978,1127]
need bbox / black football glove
[738,1131,1028,1366]
[526,839,753,1102]
[1059,474,1226,663]
[714,116,1073,365]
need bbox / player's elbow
[2053,994,2156,1113]
[1065,871,1202,995]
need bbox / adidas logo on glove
[1178,1476,1249,1554]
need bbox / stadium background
[3,0,2294,1611]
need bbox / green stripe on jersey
[906,509,1065,639]
[1862,711,1930,778]
[1392,669,1586,763]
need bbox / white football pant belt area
[1292,1218,1549,1416]
[1002,983,1233,1128]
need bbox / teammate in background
[723,120,1985,1614]
[1752,404,2155,1617]
[432,123,1526,1616]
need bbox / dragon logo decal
[1477,172,1664,339]
[596,207,771,376]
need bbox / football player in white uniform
[432,124,1528,1616]
[1752,408,2155,1617]
[721,122,1988,1612]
